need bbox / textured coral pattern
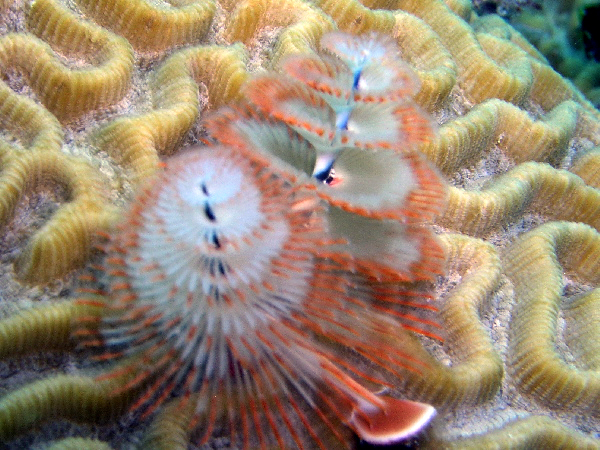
[0,0,599,448]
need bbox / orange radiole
[75,32,447,448]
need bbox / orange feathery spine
[205,31,446,285]
[73,31,447,448]
[74,144,439,448]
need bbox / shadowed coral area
[500,0,600,108]
[0,0,599,448]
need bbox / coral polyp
[73,145,439,448]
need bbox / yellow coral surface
[0,0,598,448]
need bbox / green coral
[508,0,600,106]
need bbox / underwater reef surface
[476,0,600,108]
[0,0,599,448]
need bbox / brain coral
[0,0,599,448]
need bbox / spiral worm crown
[76,145,437,447]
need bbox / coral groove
[504,222,600,412]
[0,375,129,440]
[564,288,600,371]
[396,234,503,407]
[428,415,600,449]
[94,44,249,183]
[224,0,335,67]
[73,0,216,52]
[0,301,76,358]
[440,162,600,236]
[423,100,587,175]
[0,81,116,281]
[46,438,113,450]
[572,148,600,188]
[1,0,135,122]
[0,148,117,282]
